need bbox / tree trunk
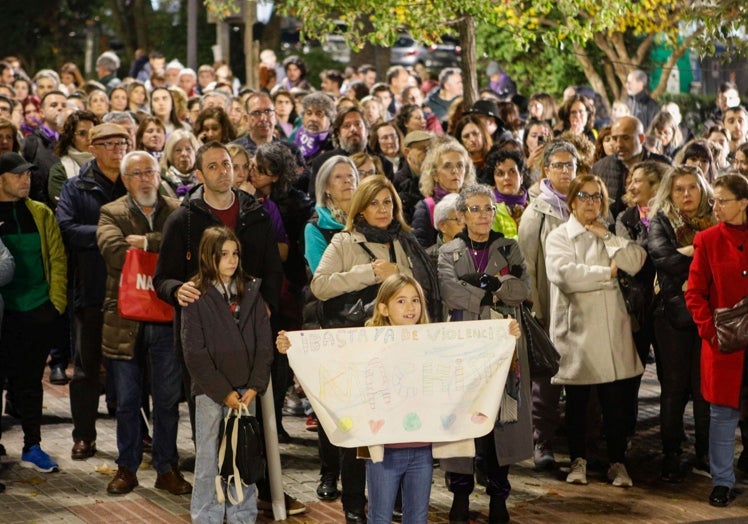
[132,0,151,51]
[650,32,699,100]
[572,42,609,109]
[457,14,477,107]
[108,0,134,59]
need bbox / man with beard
[308,106,393,199]
[56,123,130,462]
[153,142,305,516]
[96,151,190,495]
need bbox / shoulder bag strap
[225,404,248,505]
[215,408,233,504]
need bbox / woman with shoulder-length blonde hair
[309,175,440,522]
[648,164,715,483]
[413,138,476,248]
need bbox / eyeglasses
[124,169,159,180]
[709,197,738,207]
[576,191,604,203]
[358,169,378,177]
[248,108,275,118]
[93,140,129,151]
[466,205,496,215]
[550,161,576,171]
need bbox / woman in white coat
[545,174,646,488]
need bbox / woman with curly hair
[281,55,311,90]
[48,110,99,203]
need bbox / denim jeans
[193,393,257,524]
[710,403,740,488]
[366,446,432,524]
[108,323,182,474]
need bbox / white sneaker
[567,458,588,485]
[608,462,633,487]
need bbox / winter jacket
[22,127,59,206]
[685,223,748,409]
[97,194,179,360]
[182,278,273,404]
[517,197,566,328]
[303,206,344,274]
[153,186,282,313]
[56,159,127,309]
[0,238,13,327]
[546,215,646,385]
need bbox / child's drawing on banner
[286,319,516,447]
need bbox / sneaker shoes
[21,445,59,473]
[608,462,633,487]
[305,414,319,432]
[533,442,555,470]
[566,458,588,485]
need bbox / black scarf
[355,219,443,322]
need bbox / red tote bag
[118,248,174,323]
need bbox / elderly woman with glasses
[517,139,578,469]
[648,165,715,482]
[437,183,532,523]
[545,174,646,488]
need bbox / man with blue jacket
[56,123,129,462]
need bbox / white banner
[286,319,516,448]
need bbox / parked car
[390,33,461,68]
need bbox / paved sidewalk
[1,363,748,523]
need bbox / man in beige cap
[56,123,130,462]
[394,130,433,223]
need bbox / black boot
[661,452,687,483]
[449,492,470,524]
[489,496,510,523]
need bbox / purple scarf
[294,126,330,159]
[493,188,528,208]
[38,124,59,143]
[433,185,450,202]
[537,179,569,220]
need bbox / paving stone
[2,363,748,522]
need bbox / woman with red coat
[685,173,748,507]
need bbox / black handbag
[617,270,646,331]
[318,284,379,328]
[216,403,265,504]
[714,296,748,353]
[318,242,384,328]
[519,302,560,378]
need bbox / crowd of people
[0,45,747,524]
